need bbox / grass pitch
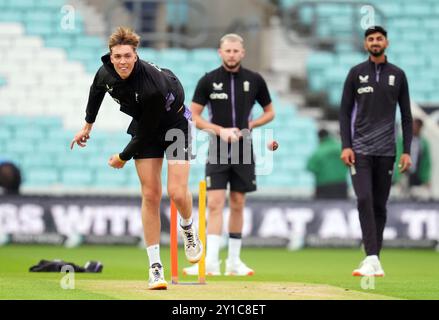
[0,245,438,300]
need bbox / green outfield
[0,245,438,300]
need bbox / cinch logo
[357,86,374,94]
[210,92,228,100]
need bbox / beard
[368,47,385,57]
[224,61,241,70]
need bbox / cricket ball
[267,140,279,151]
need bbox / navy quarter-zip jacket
[192,66,272,160]
[339,57,413,156]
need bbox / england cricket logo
[359,75,369,83]
[243,81,250,92]
[389,75,395,86]
[213,82,223,91]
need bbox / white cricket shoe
[225,259,255,276]
[148,263,168,290]
[180,224,203,264]
[182,260,222,276]
[352,257,385,277]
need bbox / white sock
[366,255,379,262]
[146,244,162,267]
[228,238,242,263]
[206,234,221,264]
[180,217,193,227]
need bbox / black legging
[351,154,395,256]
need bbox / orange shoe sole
[148,283,168,290]
[352,271,384,277]
[225,271,255,276]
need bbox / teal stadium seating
[0,1,319,194]
[294,0,439,107]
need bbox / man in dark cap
[339,26,413,277]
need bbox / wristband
[116,154,127,163]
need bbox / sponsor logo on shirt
[106,84,113,93]
[359,75,369,83]
[243,81,250,92]
[389,75,395,86]
[213,82,223,90]
[210,92,229,100]
[357,86,374,94]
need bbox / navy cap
[364,25,387,38]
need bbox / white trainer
[182,260,222,276]
[180,224,203,264]
[148,263,168,290]
[374,261,385,277]
[352,257,385,277]
[225,259,255,276]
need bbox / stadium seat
[94,169,128,187]
[155,48,188,64]
[190,48,220,65]
[0,11,25,22]
[7,0,36,8]
[402,3,432,16]
[25,21,54,36]
[279,0,298,8]
[0,2,323,193]
[304,0,439,107]
[44,35,74,50]
[4,139,34,155]
[61,169,93,186]
[35,0,66,8]
[24,168,59,186]
[25,11,56,22]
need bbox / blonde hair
[108,27,140,52]
[219,33,244,47]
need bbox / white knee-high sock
[228,238,242,263]
[146,244,162,267]
[205,234,221,263]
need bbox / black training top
[339,57,413,157]
[193,66,271,129]
[85,53,189,161]
[192,66,271,161]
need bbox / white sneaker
[182,260,222,276]
[374,261,385,277]
[225,259,255,276]
[148,263,168,290]
[352,257,385,277]
[180,224,203,264]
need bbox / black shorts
[132,118,194,161]
[205,162,256,193]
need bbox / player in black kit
[339,26,413,277]
[184,34,275,277]
[70,27,202,290]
